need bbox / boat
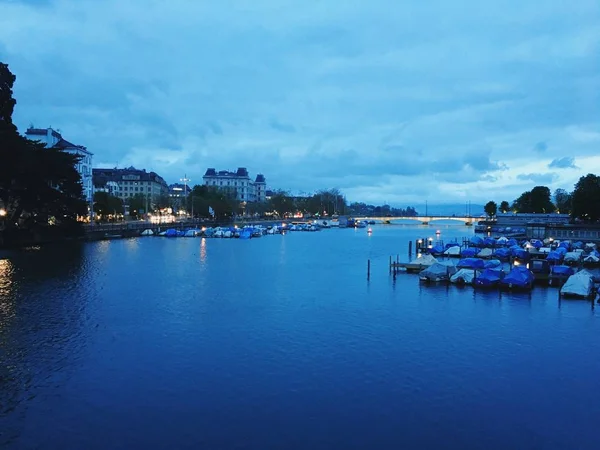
[549,265,575,286]
[477,248,493,259]
[563,252,582,265]
[450,269,479,285]
[473,268,504,288]
[484,259,502,269]
[457,258,485,270]
[419,263,456,282]
[560,271,596,298]
[140,229,154,236]
[415,254,438,267]
[500,266,534,290]
[460,247,478,258]
[443,246,461,257]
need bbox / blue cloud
[548,157,578,169]
[517,173,558,184]
[1,0,599,204]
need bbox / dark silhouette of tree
[499,200,510,213]
[512,186,555,213]
[187,185,238,219]
[93,192,124,219]
[268,190,295,217]
[553,188,572,215]
[0,63,86,236]
[571,174,600,222]
[484,201,497,218]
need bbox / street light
[0,208,6,217]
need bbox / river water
[1,225,599,449]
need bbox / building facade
[92,167,169,211]
[202,168,267,202]
[25,127,94,203]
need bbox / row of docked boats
[414,253,598,298]
[139,222,326,239]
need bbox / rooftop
[204,167,250,178]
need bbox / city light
[0,208,6,217]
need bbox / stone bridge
[361,215,479,225]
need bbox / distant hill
[408,203,486,217]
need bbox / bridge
[360,215,481,225]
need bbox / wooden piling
[408,240,412,258]
[389,255,392,274]
[367,259,371,281]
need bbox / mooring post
[408,240,413,258]
[396,254,399,264]
[367,259,371,281]
[389,255,392,274]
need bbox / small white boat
[560,271,595,298]
[141,229,154,236]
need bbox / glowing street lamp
[0,208,6,217]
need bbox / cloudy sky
[1,0,599,206]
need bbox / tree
[127,194,147,218]
[93,192,124,220]
[1,64,86,233]
[484,201,497,218]
[512,186,555,213]
[268,190,295,217]
[499,201,510,214]
[554,188,572,214]
[571,174,600,222]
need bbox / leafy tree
[155,194,172,210]
[553,188,572,214]
[512,186,555,213]
[93,192,124,219]
[268,190,295,217]
[484,201,497,218]
[0,63,86,234]
[187,185,237,219]
[571,174,600,222]
[499,201,510,214]
[127,194,148,218]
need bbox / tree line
[1,63,86,244]
[484,175,600,222]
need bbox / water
[1,225,599,449]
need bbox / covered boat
[583,251,600,265]
[563,252,581,264]
[529,259,549,275]
[470,235,484,246]
[429,244,445,256]
[140,229,154,236]
[500,266,534,290]
[457,258,485,270]
[513,249,530,262]
[506,238,518,247]
[483,237,497,247]
[549,265,575,286]
[484,259,502,269]
[494,248,511,261]
[461,247,478,258]
[546,250,564,264]
[477,248,493,259]
[419,263,456,282]
[450,269,479,284]
[164,228,179,237]
[443,246,461,257]
[560,271,595,298]
[530,239,543,249]
[473,268,504,288]
[496,237,509,245]
[416,254,438,266]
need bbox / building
[496,213,571,226]
[202,168,267,202]
[25,127,94,203]
[168,183,192,210]
[92,167,169,211]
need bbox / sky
[0,0,599,207]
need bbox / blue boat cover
[514,249,530,261]
[559,241,571,250]
[546,251,563,262]
[551,265,575,276]
[494,248,511,259]
[483,237,496,247]
[240,229,252,239]
[501,266,534,287]
[573,241,584,250]
[430,244,445,255]
[445,242,460,250]
[457,258,485,269]
[530,239,543,249]
[484,259,502,268]
[470,235,484,246]
[474,268,504,286]
[507,238,518,247]
[461,248,479,258]
[165,229,178,237]
[555,247,568,256]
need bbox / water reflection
[200,238,207,263]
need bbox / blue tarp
[461,248,479,258]
[483,237,497,247]
[164,229,178,237]
[509,245,522,256]
[470,235,484,246]
[514,249,530,261]
[551,265,575,276]
[240,229,252,239]
[445,242,460,249]
[494,248,511,260]
[474,268,504,287]
[484,259,502,268]
[501,266,534,288]
[559,241,571,250]
[430,244,445,255]
[555,247,568,256]
[507,238,518,247]
[530,239,543,249]
[457,258,485,269]
[573,241,584,250]
[546,251,563,263]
